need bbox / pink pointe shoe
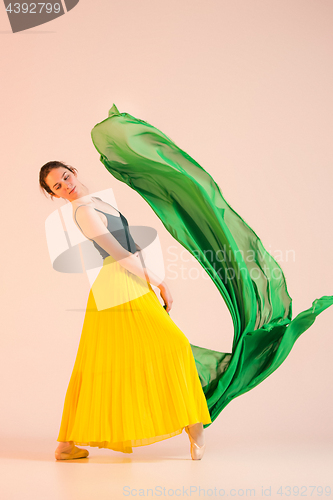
[184,426,206,460]
[55,443,89,461]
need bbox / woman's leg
[187,422,205,446]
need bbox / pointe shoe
[55,444,89,461]
[184,426,206,460]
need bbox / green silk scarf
[91,103,333,427]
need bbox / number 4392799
[6,3,61,14]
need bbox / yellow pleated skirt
[57,254,212,453]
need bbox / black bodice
[74,202,137,260]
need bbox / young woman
[39,161,212,461]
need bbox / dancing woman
[39,161,211,461]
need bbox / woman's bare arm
[74,205,165,288]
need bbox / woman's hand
[158,281,173,313]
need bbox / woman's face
[45,167,81,201]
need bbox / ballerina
[39,160,211,460]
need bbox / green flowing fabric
[91,103,333,427]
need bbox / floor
[1,432,332,500]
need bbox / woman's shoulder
[72,196,95,212]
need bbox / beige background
[1,0,332,498]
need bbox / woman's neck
[71,193,95,207]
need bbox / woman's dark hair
[39,161,78,200]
